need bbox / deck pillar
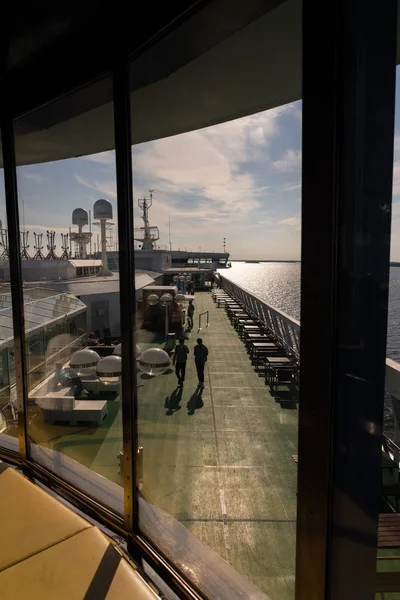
[298,1,397,599]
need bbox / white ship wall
[134,250,171,272]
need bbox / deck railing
[218,273,400,450]
[217,274,300,360]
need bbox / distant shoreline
[230,260,400,266]
[229,259,300,263]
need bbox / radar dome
[72,208,88,227]
[70,348,100,375]
[96,355,122,383]
[139,348,170,376]
[113,343,141,359]
[94,199,113,220]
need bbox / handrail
[217,274,300,360]
[217,274,400,452]
[198,311,209,332]
[383,433,400,469]
[383,433,400,453]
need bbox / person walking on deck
[194,338,208,388]
[187,299,195,330]
[173,338,189,386]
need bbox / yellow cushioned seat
[0,463,158,599]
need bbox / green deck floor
[13,291,400,598]
[136,292,298,600]
[23,291,298,599]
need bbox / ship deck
[5,291,400,598]
[16,291,298,600]
[136,291,298,600]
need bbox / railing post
[113,62,138,534]
[221,273,301,360]
[1,117,29,461]
[298,1,396,597]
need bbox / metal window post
[1,119,29,461]
[165,304,169,339]
[298,1,397,599]
[113,64,138,534]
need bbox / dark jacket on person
[174,344,189,364]
[194,344,208,364]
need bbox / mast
[134,189,160,250]
[169,209,172,251]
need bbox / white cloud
[284,182,301,192]
[273,149,301,172]
[132,106,291,224]
[82,150,115,166]
[73,173,117,199]
[393,161,400,196]
[64,102,303,258]
[390,200,400,260]
[133,140,257,223]
[278,216,301,230]
[23,172,45,183]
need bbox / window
[133,101,302,599]
[0,3,396,599]
[14,76,124,514]
[172,258,186,265]
[0,153,18,455]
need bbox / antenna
[0,228,9,259]
[93,199,113,276]
[46,230,58,260]
[134,189,160,250]
[70,208,91,258]
[60,233,70,259]
[168,210,172,251]
[20,231,31,259]
[89,208,92,255]
[33,233,45,260]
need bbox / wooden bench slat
[378,514,400,548]
[376,572,400,593]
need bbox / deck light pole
[147,293,173,339]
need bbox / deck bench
[35,389,107,425]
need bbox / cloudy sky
[3,67,400,260]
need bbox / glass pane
[380,64,400,595]
[0,147,19,454]
[24,305,60,319]
[14,77,123,514]
[134,100,301,598]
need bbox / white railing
[217,274,300,360]
[218,274,400,452]
[218,275,400,393]
[385,358,400,454]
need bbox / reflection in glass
[0,166,19,453]
[379,67,400,593]
[13,77,124,513]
